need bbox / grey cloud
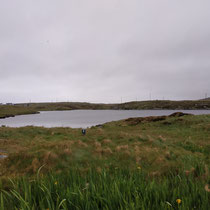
[0,0,210,103]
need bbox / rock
[125,116,166,125]
[169,112,193,117]
[95,124,103,128]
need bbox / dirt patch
[76,140,88,148]
[124,116,166,125]
[43,151,58,163]
[115,145,129,152]
[169,112,193,117]
[124,112,193,126]
[101,139,112,144]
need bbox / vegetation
[118,100,210,110]
[0,105,38,119]
[0,168,209,209]
[18,99,210,110]
[0,114,210,209]
[1,99,210,119]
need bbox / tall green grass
[0,167,209,210]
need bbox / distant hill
[14,100,210,111]
[201,97,210,101]
[0,98,210,118]
[1,100,210,119]
[116,100,210,110]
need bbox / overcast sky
[0,0,210,103]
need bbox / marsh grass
[0,114,210,209]
[0,167,209,210]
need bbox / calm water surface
[0,110,210,128]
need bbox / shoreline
[0,111,40,119]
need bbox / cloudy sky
[0,0,210,103]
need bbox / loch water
[0,109,210,128]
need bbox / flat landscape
[0,110,209,209]
[1,0,210,209]
[1,99,210,119]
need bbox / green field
[0,113,210,209]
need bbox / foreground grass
[0,168,209,210]
[0,114,210,209]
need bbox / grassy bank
[0,114,210,209]
[0,105,39,119]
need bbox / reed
[0,167,209,210]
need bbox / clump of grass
[0,167,209,210]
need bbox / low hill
[1,100,210,119]
[16,100,210,111]
[201,97,210,101]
